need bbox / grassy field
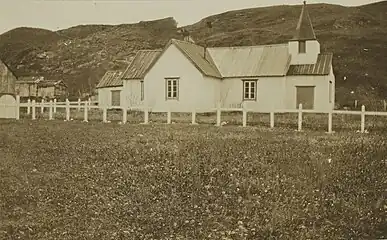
[0,119,386,239]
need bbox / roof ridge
[208,43,288,50]
[171,38,222,78]
[137,49,163,52]
[172,38,202,47]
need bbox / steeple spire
[292,1,316,41]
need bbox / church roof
[118,2,332,79]
[291,1,317,41]
[122,50,162,79]
[287,53,333,76]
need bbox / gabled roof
[287,53,333,75]
[16,76,42,84]
[16,77,66,87]
[207,44,291,78]
[96,70,123,89]
[143,39,222,79]
[122,50,162,79]
[38,80,67,88]
[171,39,222,78]
[291,1,316,41]
[128,39,332,78]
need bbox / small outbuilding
[15,76,41,99]
[96,70,124,107]
[16,76,68,100]
[37,80,67,99]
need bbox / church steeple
[292,1,316,41]
[287,1,320,64]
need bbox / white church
[97,1,335,112]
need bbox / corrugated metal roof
[96,71,123,88]
[207,44,290,77]
[120,38,332,80]
[287,53,333,76]
[122,50,161,79]
[172,39,222,78]
[291,2,316,41]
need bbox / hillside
[0,2,387,107]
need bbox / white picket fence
[4,96,387,133]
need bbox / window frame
[329,80,332,103]
[298,40,306,53]
[242,79,258,101]
[111,89,121,106]
[140,80,144,101]
[165,77,179,100]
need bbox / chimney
[182,29,195,43]
[204,20,213,61]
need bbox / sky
[0,0,381,34]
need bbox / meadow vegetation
[0,118,386,239]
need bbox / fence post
[167,109,171,124]
[83,102,88,122]
[88,97,91,110]
[32,100,36,120]
[383,100,386,112]
[242,103,247,127]
[65,98,70,121]
[41,98,44,114]
[78,98,81,112]
[15,95,20,120]
[143,107,149,124]
[102,106,108,123]
[361,105,365,133]
[53,99,57,113]
[327,110,333,133]
[270,112,275,128]
[49,100,53,120]
[216,102,221,127]
[27,99,31,115]
[191,109,197,125]
[122,106,127,124]
[297,103,303,131]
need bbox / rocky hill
[0,2,386,107]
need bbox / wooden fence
[4,96,387,134]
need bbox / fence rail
[3,96,387,134]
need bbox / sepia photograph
[0,0,386,239]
